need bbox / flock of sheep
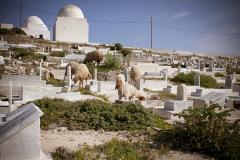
[59,50,145,101]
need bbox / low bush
[46,77,66,87]
[0,28,26,35]
[215,72,225,77]
[144,88,177,100]
[10,47,46,61]
[170,71,219,88]
[51,139,165,160]
[30,98,169,131]
[49,51,66,57]
[155,104,240,159]
[79,88,109,102]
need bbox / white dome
[58,4,84,18]
[25,16,44,26]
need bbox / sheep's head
[136,91,145,101]
[115,80,122,89]
[138,96,145,101]
[87,73,92,80]
[49,72,54,79]
[73,77,78,84]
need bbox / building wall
[0,23,13,29]
[54,17,88,43]
[22,23,50,40]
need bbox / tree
[110,43,123,51]
[121,48,131,57]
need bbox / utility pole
[19,0,23,27]
[150,16,153,49]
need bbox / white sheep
[122,83,145,101]
[72,63,92,89]
[115,74,125,100]
[129,65,142,87]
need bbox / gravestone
[209,61,213,72]
[196,62,200,69]
[136,79,144,91]
[177,65,181,73]
[163,71,168,81]
[93,67,97,81]
[0,56,4,65]
[193,92,225,108]
[225,75,233,89]
[0,103,44,160]
[124,68,129,82]
[177,84,187,100]
[194,74,200,86]
[97,81,102,92]
[67,65,71,91]
[163,85,172,94]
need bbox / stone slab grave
[0,75,46,86]
[163,85,172,94]
[0,84,23,102]
[225,96,240,109]
[193,92,225,108]
[191,88,203,97]
[0,82,23,114]
[155,84,193,121]
[0,103,50,160]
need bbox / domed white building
[21,16,50,40]
[54,4,89,43]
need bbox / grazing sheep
[115,74,125,100]
[129,65,142,87]
[72,63,92,89]
[25,63,35,75]
[83,50,103,65]
[122,83,145,101]
[34,67,54,81]
[42,68,54,81]
[64,62,81,80]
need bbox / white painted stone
[0,103,44,160]
[67,65,71,91]
[177,84,187,100]
[225,75,232,89]
[194,74,200,86]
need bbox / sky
[0,0,240,55]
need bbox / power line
[1,4,239,37]
[88,19,148,24]
[153,22,240,36]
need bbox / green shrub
[10,47,46,61]
[121,48,132,57]
[46,77,66,87]
[52,139,153,160]
[30,98,168,131]
[170,71,219,88]
[215,72,225,77]
[50,51,66,57]
[144,88,177,100]
[110,43,123,51]
[0,28,26,35]
[155,104,240,159]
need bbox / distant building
[54,4,89,43]
[21,16,50,40]
[0,23,13,29]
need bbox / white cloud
[170,11,190,19]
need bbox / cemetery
[0,25,240,160]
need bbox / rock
[98,129,105,134]
[58,127,67,132]
[61,86,69,92]
[97,71,121,81]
